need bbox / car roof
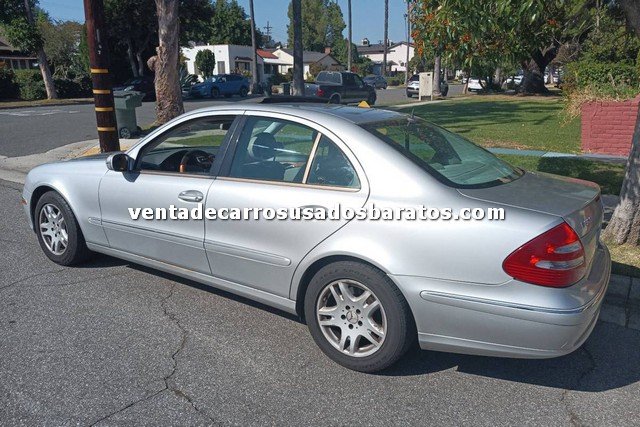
[188,103,406,126]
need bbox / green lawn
[404,95,581,153]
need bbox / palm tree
[153,0,184,124]
[347,0,352,72]
[382,0,388,77]
[291,0,304,96]
[249,0,259,93]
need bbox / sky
[38,0,411,46]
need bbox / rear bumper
[390,244,611,359]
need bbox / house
[270,47,343,77]
[182,44,277,83]
[357,38,414,75]
[0,35,38,70]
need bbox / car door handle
[178,190,204,203]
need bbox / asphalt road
[0,86,464,158]
[0,178,639,426]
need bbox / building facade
[356,39,414,75]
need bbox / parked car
[188,74,250,98]
[113,75,155,101]
[504,75,524,86]
[467,77,485,92]
[305,71,376,105]
[363,74,388,89]
[406,74,449,98]
[22,103,610,373]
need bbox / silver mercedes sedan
[22,103,611,372]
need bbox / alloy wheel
[316,279,387,357]
[39,203,68,255]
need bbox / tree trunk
[382,0,388,77]
[36,48,58,99]
[347,0,352,72]
[520,47,556,94]
[291,0,304,96]
[126,39,140,77]
[432,55,442,98]
[154,0,184,124]
[136,51,145,76]
[24,0,57,99]
[249,0,259,93]
[494,67,503,87]
[603,104,640,246]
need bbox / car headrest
[252,133,282,160]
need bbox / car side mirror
[106,152,131,172]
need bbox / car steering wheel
[179,149,213,173]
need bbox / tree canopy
[410,0,592,92]
[287,0,345,52]
[208,0,263,46]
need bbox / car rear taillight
[316,87,325,97]
[502,222,586,288]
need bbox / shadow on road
[95,254,639,393]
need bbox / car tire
[304,261,415,372]
[211,87,220,98]
[35,191,92,266]
[406,92,413,98]
[240,86,248,97]
[329,94,341,104]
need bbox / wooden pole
[83,0,120,152]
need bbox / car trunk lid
[458,171,603,270]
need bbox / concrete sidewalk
[0,138,138,184]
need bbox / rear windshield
[361,118,523,188]
[316,72,342,84]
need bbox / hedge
[2,69,92,100]
[563,61,639,94]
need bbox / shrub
[14,69,47,100]
[387,77,401,86]
[54,75,92,98]
[0,68,19,99]
[563,60,640,120]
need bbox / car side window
[353,75,365,88]
[137,116,236,175]
[307,136,360,189]
[343,73,356,86]
[229,117,318,183]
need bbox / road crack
[89,282,218,426]
[0,268,66,293]
[560,346,597,427]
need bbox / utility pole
[83,0,119,152]
[249,0,259,94]
[347,0,352,72]
[264,21,273,46]
[405,0,411,85]
[382,0,388,77]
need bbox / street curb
[0,138,138,185]
[0,99,94,111]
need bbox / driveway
[1,178,639,425]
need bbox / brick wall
[581,95,640,156]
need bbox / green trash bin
[113,90,144,139]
